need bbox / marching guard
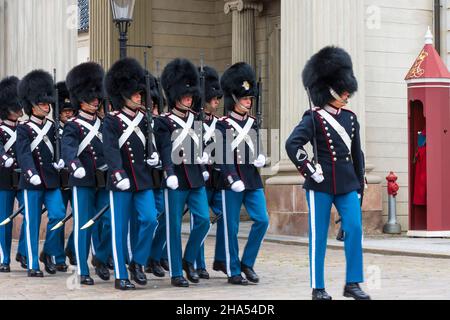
[285,46,370,300]
[155,58,211,287]
[217,62,269,285]
[193,65,226,279]
[16,70,66,277]
[0,76,23,272]
[62,62,112,285]
[103,58,159,290]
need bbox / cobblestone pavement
[0,237,449,300]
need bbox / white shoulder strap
[317,109,352,152]
[1,125,16,152]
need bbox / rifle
[100,59,111,115]
[305,88,319,167]
[155,61,165,115]
[144,51,155,158]
[256,60,263,155]
[53,69,61,162]
[199,52,206,156]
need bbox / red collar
[230,111,248,121]
[323,105,342,116]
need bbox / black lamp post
[110,0,136,59]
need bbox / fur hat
[0,76,21,120]
[143,70,165,111]
[105,58,146,111]
[302,46,358,108]
[56,82,74,112]
[18,70,55,116]
[193,66,223,113]
[220,62,257,111]
[66,62,105,110]
[161,58,200,110]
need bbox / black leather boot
[344,283,371,300]
[241,264,259,283]
[312,289,332,300]
[129,262,147,286]
[197,268,210,280]
[0,263,10,273]
[39,252,56,274]
[65,248,77,266]
[28,269,44,278]
[115,279,135,290]
[171,276,189,287]
[182,259,199,283]
[107,256,114,270]
[149,259,165,278]
[228,275,248,285]
[80,275,95,285]
[160,258,170,271]
[16,253,27,269]
[95,259,111,281]
[212,260,227,275]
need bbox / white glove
[202,171,210,181]
[116,178,131,191]
[4,157,14,168]
[231,180,245,193]
[253,154,266,168]
[166,175,179,190]
[146,152,160,167]
[311,171,324,184]
[197,152,209,165]
[315,164,323,176]
[73,167,86,179]
[306,162,324,184]
[52,159,65,170]
[30,175,42,186]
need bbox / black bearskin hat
[18,70,55,116]
[66,62,105,110]
[302,46,358,108]
[193,66,223,113]
[105,58,146,111]
[0,76,21,120]
[220,62,257,111]
[161,58,200,109]
[56,82,74,112]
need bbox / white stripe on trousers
[164,189,173,277]
[73,187,82,275]
[0,236,4,264]
[221,190,231,277]
[24,190,33,270]
[127,221,132,262]
[109,191,121,279]
[309,190,317,289]
[190,213,196,269]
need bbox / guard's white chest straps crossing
[203,117,217,143]
[1,125,16,152]
[117,112,146,149]
[27,121,54,156]
[317,109,352,153]
[169,113,200,151]
[225,117,255,154]
[75,118,102,156]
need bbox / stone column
[266,0,382,237]
[224,0,263,68]
[0,0,5,78]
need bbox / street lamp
[110,0,136,59]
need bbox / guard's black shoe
[16,253,27,269]
[0,264,10,273]
[39,252,56,274]
[343,283,371,300]
[115,279,135,290]
[312,289,332,300]
[148,259,165,278]
[107,256,114,270]
[65,248,77,266]
[160,258,170,271]
[129,262,147,286]
[171,276,189,287]
[197,268,210,280]
[90,255,97,268]
[228,275,248,285]
[28,269,44,278]
[80,275,94,286]
[213,260,227,275]
[56,263,68,272]
[241,264,259,283]
[182,259,199,283]
[94,260,110,281]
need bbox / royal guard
[155,58,211,287]
[16,70,66,277]
[55,81,77,266]
[192,65,226,279]
[62,62,112,285]
[285,46,370,300]
[217,62,269,285]
[103,58,159,290]
[0,76,23,272]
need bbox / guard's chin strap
[32,103,50,117]
[175,101,191,112]
[123,96,143,110]
[231,94,252,111]
[81,101,100,112]
[329,87,349,105]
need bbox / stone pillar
[266,0,382,237]
[224,0,263,68]
[0,0,5,78]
